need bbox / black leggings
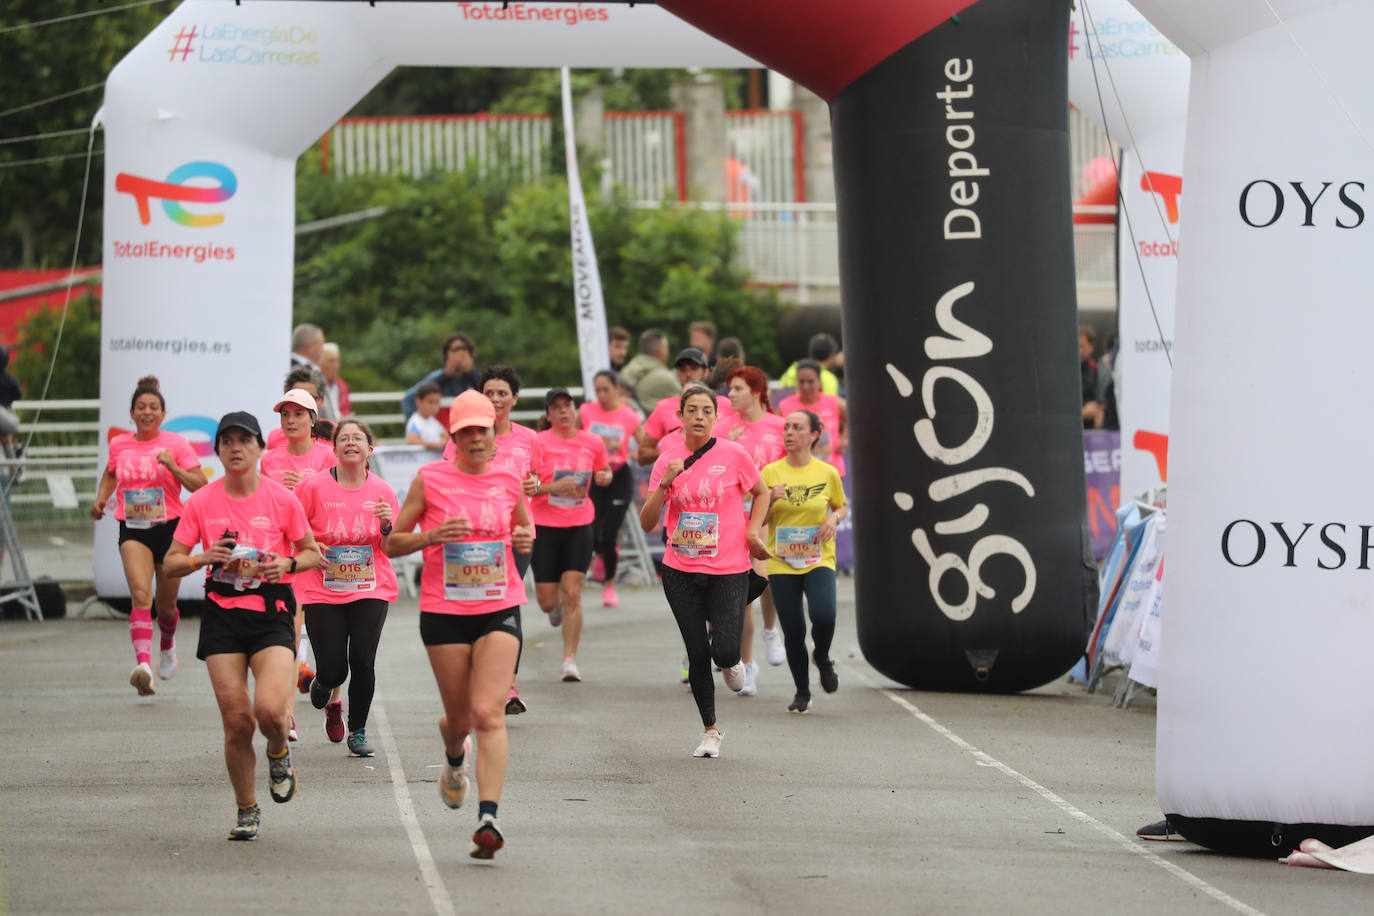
[768,567,837,698]
[660,567,749,728]
[589,464,634,581]
[303,598,389,732]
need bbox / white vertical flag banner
[561,67,610,394]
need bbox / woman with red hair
[712,366,786,696]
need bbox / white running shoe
[693,728,723,758]
[762,627,786,666]
[721,662,746,693]
[561,656,581,682]
[157,642,178,680]
[739,661,758,697]
[129,662,155,696]
[440,734,472,809]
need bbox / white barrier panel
[1066,0,1188,504]
[1133,0,1374,854]
[95,2,755,597]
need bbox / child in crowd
[405,381,446,451]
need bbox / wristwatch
[380,522,393,536]
[288,557,298,574]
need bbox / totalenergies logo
[114,161,237,228]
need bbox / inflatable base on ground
[1167,815,1374,859]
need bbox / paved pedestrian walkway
[0,579,1354,914]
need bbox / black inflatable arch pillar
[661,0,1090,691]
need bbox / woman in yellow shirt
[760,409,848,713]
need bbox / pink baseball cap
[448,389,496,432]
[274,388,317,414]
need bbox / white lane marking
[848,668,1267,916]
[373,701,455,916]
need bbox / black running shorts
[196,601,296,661]
[118,519,180,565]
[530,524,594,583]
[419,607,523,647]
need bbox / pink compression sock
[157,606,179,651]
[129,608,154,666]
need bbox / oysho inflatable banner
[1132,0,1374,855]
[95,2,755,597]
[1066,0,1187,504]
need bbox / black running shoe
[268,748,296,803]
[788,694,811,714]
[228,803,260,841]
[815,654,839,694]
[309,675,331,710]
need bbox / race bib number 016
[322,545,376,592]
[443,541,506,601]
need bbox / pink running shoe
[324,700,345,743]
[602,583,619,608]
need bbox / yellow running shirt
[760,456,846,576]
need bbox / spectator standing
[401,333,481,419]
[620,329,679,413]
[1080,326,1102,430]
[608,326,631,373]
[291,323,325,373]
[779,333,842,395]
[319,343,350,420]
[689,320,717,366]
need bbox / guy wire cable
[0,84,103,121]
[6,120,100,497]
[1080,0,1173,369]
[0,0,171,36]
[1261,0,1374,159]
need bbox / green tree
[1,0,173,268]
[10,288,101,399]
[292,167,783,390]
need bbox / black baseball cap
[544,387,574,410]
[215,410,264,447]
[674,347,708,369]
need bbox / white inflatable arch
[1130,0,1374,854]
[95,1,754,596]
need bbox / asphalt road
[0,579,1362,914]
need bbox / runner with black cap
[641,384,772,758]
[163,411,321,841]
[529,386,610,682]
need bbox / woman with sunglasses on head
[529,387,611,683]
[579,369,644,609]
[162,411,320,841]
[713,366,787,697]
[761,409,847,713]
[293,419,399,758]
[641,384,772,758]
[388,390,534,860]
[92,375,207,695]
[444,365,540,714]
[261,388,340,742]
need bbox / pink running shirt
[711,411,786,470]
[260,439,338,488]
[173,476,309,612]
[777,392,846,477]
[107,430,201,524]
[415,461,528,615]
[293,470,400,604]
[648,437,760,575]
[529,429,609,527]
[579,402,640,470]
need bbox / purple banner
[1084,429,1122,560]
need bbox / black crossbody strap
[681,438,716,472]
